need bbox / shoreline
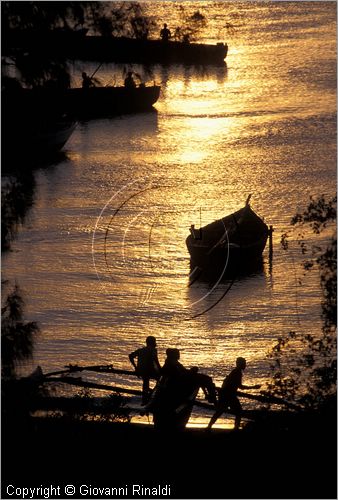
[2,413,336,499]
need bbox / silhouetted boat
[3,78,76,160]
[28,118,76,155]
[4,115,76,160]
[6,29,228,66]
[64,84,161,117]
[68,36,228,66]
[18,363,298,427]
[4,84,160,119]
[186,196,269,271]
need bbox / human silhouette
[160,23,171,42]
[206,357,261,431]
[124,71,136,88]
[129,336,161,404]
[147,349,216,430]
[161,348,186,377]
[81,72,95,89]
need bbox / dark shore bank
[2,413,337,499]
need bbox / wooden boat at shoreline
[3,78,76,160]
[5,29,228,66]
[4,84,161,120]
[186,196,270,271]
[3,114,77,160]
[27,118,76,154]
[16,363,299,418]
[68,36,228,66]
[64,84,161,117]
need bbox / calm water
[3,3,336,421]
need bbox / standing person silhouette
[124,71,137,88]
[206,357,261,430]
[147,349,217,430]
[81,72,95,89]
[129,336,161,404]
[160,23,171,42]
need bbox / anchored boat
[4,84,160,121]
[63,84,161,117]
[186,196,270,272]
[5,29,228,66]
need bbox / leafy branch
[264,195,336,410]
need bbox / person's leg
[231,398,242,430]
[206,407,224,429]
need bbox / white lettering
[6,485,61,499]
[6,485,15,496]
[80,484,89,495]
[133,484,141,495]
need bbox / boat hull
[186,205,269,272]
[3,118,77,161]
[69,37,228,66]
[65,85,161,117]
[187,236,268,271]
[4,85,161,119]
[5,30,228,66]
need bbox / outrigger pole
[43,364,301,411]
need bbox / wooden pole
[44,376,300,410]
[46,377,143,396]
[43,364,140,378]
[268,225,274,261]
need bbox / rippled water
[3,2,336,416]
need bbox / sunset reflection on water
[2,3,336,408]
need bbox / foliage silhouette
[1,284,39,379]
[1,175,36,252]
[2,2,153,86]
[265,195,336,410]
[173,7,207,42]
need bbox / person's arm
[153,350,161,371]
[239,383,261,390]
[129,350,138,370]
[238,370,260,390]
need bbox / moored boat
[4,84,161,119]
[64,84,161,117]
[3,114,76,161]
[27,118,76,154]
[5,29,228,66]
[3,78,77,161]
[186,196,269,272]
[67,36,228,66]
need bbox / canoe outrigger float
[17,363,300,429]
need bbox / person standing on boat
[124,71,137,88]
[81,72,95,89]
[160,23,171,42]
[206,357,261,431]
[129,336,161,405]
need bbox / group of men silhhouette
[129,336,260,431]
